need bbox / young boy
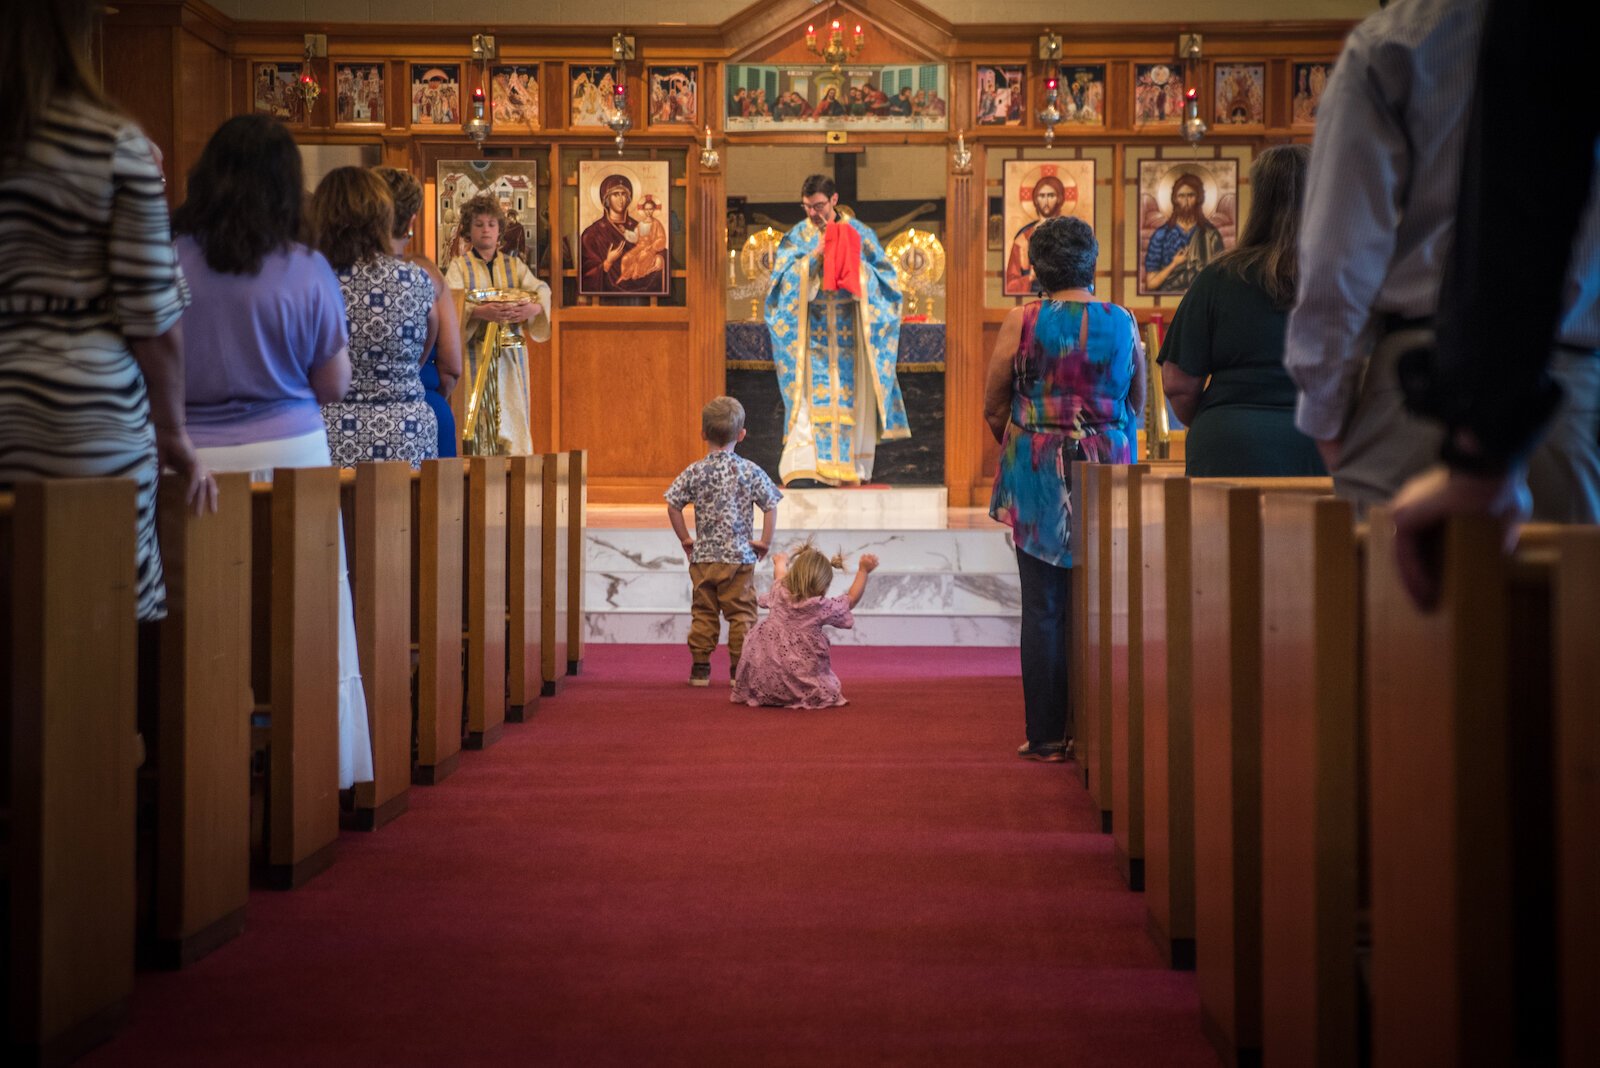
[665,397,782,686]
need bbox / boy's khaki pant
[688,563,757,664]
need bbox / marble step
[585,609,1021,648]
[587,569,1021,616]
[779,485,948,529]
[587,527,1018,576]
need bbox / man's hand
[1315,436,1342,473]
[1390,464,1529,610]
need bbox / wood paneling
[414,459,464,783]
[507,456,545,721]
[465,458,508,749]
[541,453,572,695]
[5,479,138,1061]
[350,463,412,829]
[152,472,251,965]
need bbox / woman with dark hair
[310,166,439,469]
[374,166,462,458]
[1157,144,1326,476]
[174,115,372,789]
[0,0,212,623]
[985,216,1144,762]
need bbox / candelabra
[805,18,864,75]
[606,79,632,155]
[1038,75,1062,147]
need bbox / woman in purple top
[173,114,371,789]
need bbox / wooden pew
[1365,517,1584,1066]
[3,480,139,1065]
[541,453,570,697]
[413,459,464,784]
[506,456,544,723]
[1258,494,1362,1067]
[1188,477,1331,1066]
[1081,462,1112,829]
[345,464,412,830]
[1109,461,1183,890]
[250,468,342,890]
[1554,527,1599,1068]
[1140,473,1197,970]
[1070,460,1090,770]
[146,472,252,966]
[566,449,587,676]
[464,457,508,750]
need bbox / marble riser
[778,486,948,530]
[586,527,1017,575]
[587,569,1021,615]
[585,610,1021,647]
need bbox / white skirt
[195,428,374,788]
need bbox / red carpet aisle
[86,646,1216,1067]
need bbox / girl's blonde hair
[783,545,844,601]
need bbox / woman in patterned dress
[0,0,212,623]
[310,167,439,469]
[984,217,1145,762]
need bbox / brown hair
[1211,143,1310,307]
[457,192,505,239]
[373,166,422,240]
[701,396,746,446]
[310,166,394,271]
[783,545,841,601]
[0,0,115,162]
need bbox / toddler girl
[732,545,878,709]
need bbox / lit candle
[1046,76,1058,92]
[728,249,738,285]
[854,24,864,46]
[472,85,485,119]
[806,24,816,48]
[957,132,966,153]
[704,125,714,151]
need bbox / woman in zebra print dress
[0,1,213,622]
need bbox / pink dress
[731,584,854,709]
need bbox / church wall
[104,0,1358,504]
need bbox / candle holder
[1180,87,1208,143]
[699,125,720,170]
[951,131,972,175]
[464,34,495,144]
[606,81,632,155]
[294,36,322,114]
[1038,75,1062,147]
[805,18,865,76]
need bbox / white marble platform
[584,517,1021,647]
[779,485,948,530]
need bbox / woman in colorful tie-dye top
[984,216,1145,762]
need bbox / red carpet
[87,645,1216,1066]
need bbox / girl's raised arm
[846,553,878,608]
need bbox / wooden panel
[266,467,340,887]
[414,459,464,781]
[1141,474,1195,966]
[6,479,138,1059]
[1108,464,1146,886]
[152,472,251,964]
[541,452,572,695]
[466,457,508,748]
[173,24,231,206]
[1069,460,1089,758]
[1078,463,1103,798]
[507,456,545,720]
[350,463,412,829]
[1365,516,1560,1067]
[1259,494,1360,1067]
[1190,482,1264,1061]
[945,151,985,507]
[1555,529,1600,1068]
[1089,464,1114,829]
[556,323,694,484]
[566,449,588,674]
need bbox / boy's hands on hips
[679,538,694,562]
[750,539,770,560]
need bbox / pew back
[348,464,412,828]
[507,456,545,721]
[413,459,465,783]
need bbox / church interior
[3,0,1595,1065]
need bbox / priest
[763,174,909,486]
